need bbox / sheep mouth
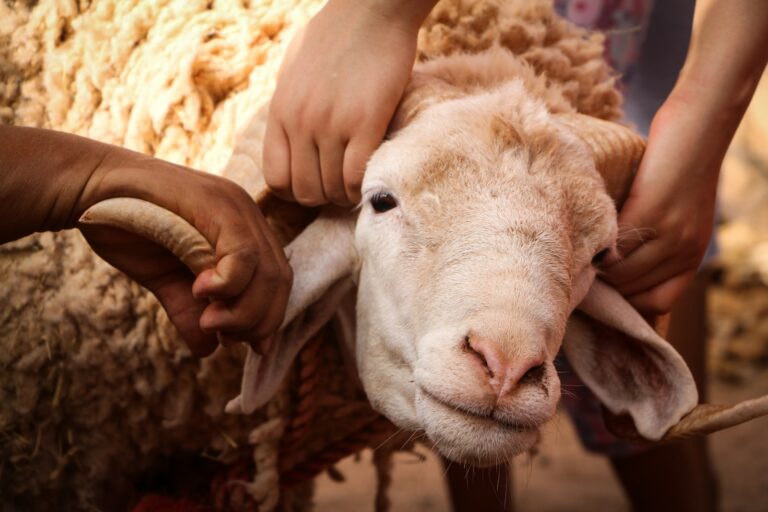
[418,387,536,433]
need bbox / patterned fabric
[554,0,657,458]
[555,0,655,81]
[557,354,649,457]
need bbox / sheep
[93,44,768,470]
[5,0,768,509]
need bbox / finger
[602,239,669,287]
[603,222,656,266]
[263,116,293,201]
[192,250,258,299]
[249,212,294,338]
[612,249,702,297]
[198,253,281,334]
[250,260,292,339]
[149,271,218,357]
[319,136,352,206]
[202,196,292,336]
[289,136,326,206]
[625,271,696,315]
[343,135,381,204]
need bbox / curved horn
[79,198,216,274]
[79,196,356,332]
[556,113,646,207]
[605,395,768,443]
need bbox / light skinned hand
[602,93,722,314]
[264,0,435,206]
[602,0,768,314]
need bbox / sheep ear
[567,280,768,443]
[79,199,357,414]
[389,72,463,133]
[555,113,645,207]
[563,279,699,440]
[226,209,357,413]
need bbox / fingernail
[211,271,225,285]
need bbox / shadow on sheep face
[354,84,618,465]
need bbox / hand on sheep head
[603,91,738,314]
[263,0,436,206]
[0,126,292,357]
[602,0,768,314]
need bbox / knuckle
[344,173,364,197]
[232,247,261,269]
[264,169,291,193]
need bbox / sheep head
[354,78,653,464]
[80,51,768,467]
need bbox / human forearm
[0,126,235,244]
[603,0,768,313]
[343,0,438,33]
[0,125,293,354]
[0,126,112,242]
[673,0,768,128]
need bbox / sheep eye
[592,248,610,266]
[370,192,398,213]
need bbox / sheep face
[354,82,618,465]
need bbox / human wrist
[0,126,114,240]
[674,65,760,126]
[646,90,734,185]
[74,147,192,221]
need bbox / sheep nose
[464,335,546,397]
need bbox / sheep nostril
[519,363,546,385]
[463,334,494,378]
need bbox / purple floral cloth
[555,0,655,81]
[555,0,657,457]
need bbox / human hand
[79,149,292,357]
[599,0,768,315]
[602,94,727,314]
[263,0,434,206]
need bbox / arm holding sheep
[0,125,292,356]
[604,0,768,313]
[263,0,437,206]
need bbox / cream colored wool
[0,0,622,510]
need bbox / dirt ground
[313,371,768,512]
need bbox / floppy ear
[226,210,357,413]
[79,199,358,414]
[558,113,768,441]
[562,280,699,440]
